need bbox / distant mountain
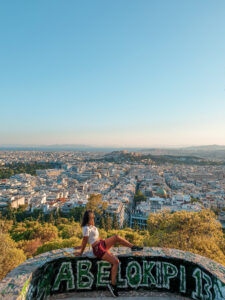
[0,144,92,148]
[0,144,143,152]
[44,144,95,149]
[1,144,225,152]
[181,145,225,151]
[140,144,225,152]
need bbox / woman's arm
[74,236,88,256]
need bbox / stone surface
[50,290,192,299]
[52,298,181,300]
[0,247,225,300]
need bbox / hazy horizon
[0,143,225,149]
[1,1,225,146]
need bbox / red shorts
[92,239,107,259]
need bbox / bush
[0,232,26,280]
[35,237,81,255]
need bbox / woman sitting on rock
[74,209,143,297]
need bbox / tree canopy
[0,207,224,281]
[146,208,225,264]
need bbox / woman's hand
[73,237,87,256]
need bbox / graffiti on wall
[27,256,225,300]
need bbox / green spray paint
[126,261,142,288]
[53,262,75,291]
[76,259,94,289]
[162,262,178,289]
[179,265,186,293]
[202,271,212,300]
[141,260,156,287]
[20,278,30,300]
[192,268,204,300]
[96,261,111,287]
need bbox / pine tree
[49,212,54,224]
[133,220,139,231]
[56,208,60,219]
[39,212,44,224]
[86,194,108,218]
[105,214,112,231]
[123,219,128,229]
[100,216,106,229]
[112,214,119,229]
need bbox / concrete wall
[0,247,225,300]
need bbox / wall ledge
[0,247,225,300]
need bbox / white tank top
[82,225,99,245]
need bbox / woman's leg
[104,234,134,250]
[101,251,120,285]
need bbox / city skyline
[1,0,225,147]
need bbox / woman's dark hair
[81,210,94,227]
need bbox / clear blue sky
[1,0,225,147]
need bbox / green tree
[58,223,81,239]
[10,221,58,243]
[36,237,81,255]
[86,193,108,226]
[10,221,35,242]
[48,212,55,224]
[0,231,26,280]
[99,216,106,230]
[133,220,139,230]
[5,204,16,221]
[134,189,147,206]
[32,223,58,243]
[69,207,86,222]
[0,218,13,233]
[86,194,108,211]
[105,214,112,231]
[146,208,225,265]
[112,214,119,229]
[123,219,128,229]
